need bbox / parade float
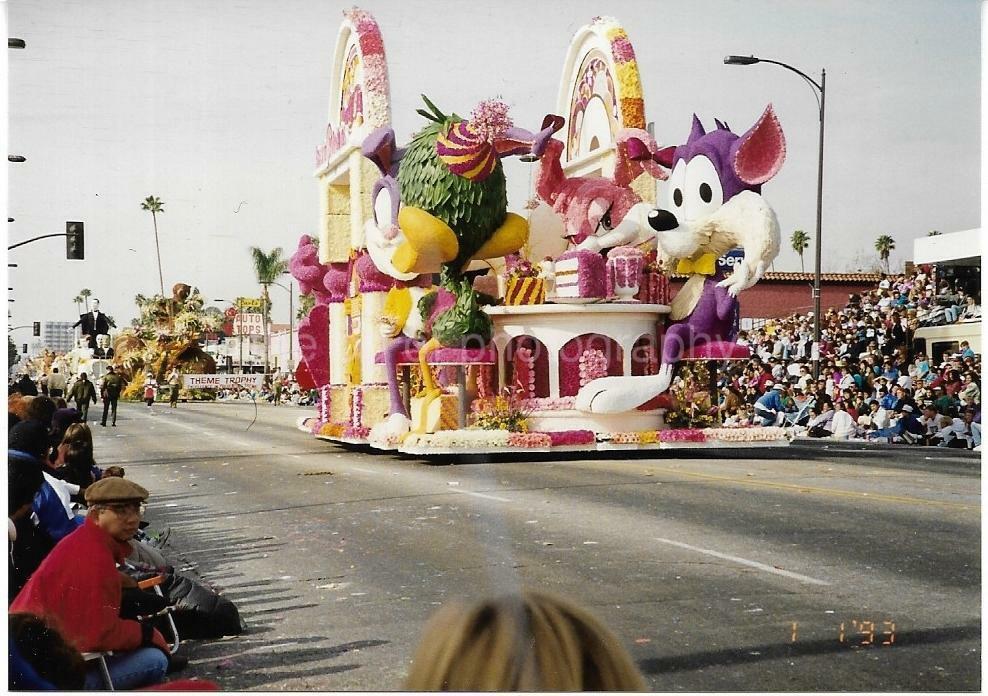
[111,283,221,400]
[292,9,794,455]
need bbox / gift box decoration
[554,250,606,299]
[635,271,670,304]
[329,385,350,425]
[410,393,459,433]
[358,385,391,429]
[505,276,545,305]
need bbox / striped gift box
[505,277,545,305]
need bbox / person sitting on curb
[867,404,925,444]
[10,477,182,689]
[8,421,84,544]
[753,383,789,427]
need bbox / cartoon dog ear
[733,104,786,185]
[614,129,669,187]
[361,127,404,176]
[654,146,677,168]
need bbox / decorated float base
[297,417,793,456]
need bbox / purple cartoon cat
[576,105,786,413]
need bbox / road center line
[453,489,511,503]
[645,466,975,511]
[654,537,830,586]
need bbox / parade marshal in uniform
[70,299,111,350]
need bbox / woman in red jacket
[10,477,172,689]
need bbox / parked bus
[912,321,982,364]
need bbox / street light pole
[724,55,826,379]
[271,279,294,373]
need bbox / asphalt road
[92,400,981,691]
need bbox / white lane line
[654,537,830,586]
[349,467,380,475]
[453,489,511,503]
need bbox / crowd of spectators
[6,392,229,690]
[710,267,981,448]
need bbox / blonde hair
[404,591,645,691]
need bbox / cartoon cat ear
[687,114,706,144]
[733,104,786,185]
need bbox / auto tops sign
[182,374,264,389]
[232,312,264,335]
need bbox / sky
[3,0,982,335]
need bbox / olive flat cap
[85,477,149,505]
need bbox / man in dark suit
[70,299,111,349]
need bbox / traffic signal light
[32,321,40,336]
[21,344,27,354]
[66,221,84,260]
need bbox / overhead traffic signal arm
[7,222,85,260]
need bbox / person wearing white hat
[754,382,790,427]
[867,402,924,444]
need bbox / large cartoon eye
[665,160,687,213]
[683,156,724,222]
[373,186,393,228]
[599,207,613,231]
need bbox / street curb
[790,437,981,459]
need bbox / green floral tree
[9,336,21,369]
[296,293,315,321]
[874,235,896,274]
[790,229,810,273]
[249,246,289,376]
[141,196,166,297]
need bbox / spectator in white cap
[867,403,924,444]
[753,382,790,427]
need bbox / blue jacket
[871,413,924,441]
[8,450,85,543]
[755,390,785,414]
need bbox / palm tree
[79,288,92,311]
[927,230,941,236]
[248,246,289,377]
[141,196,166,297]
[73,294,83,316]
[790,229,810,273]
[874,235,896,274]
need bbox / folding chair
[82,651,115,690]
[137,574,181,654]
[84,575,180,690]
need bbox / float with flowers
[291,9,796,456]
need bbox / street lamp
[724,54,826,379]
[269,277,295,373]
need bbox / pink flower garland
[519,396,576,412]
[507,432,552,448]
[351,387,364,427]
[343,426,370,440]
[579,348,608,387]
[659,429,707,443]
[547,430,596,446]
[514,346,536,398]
